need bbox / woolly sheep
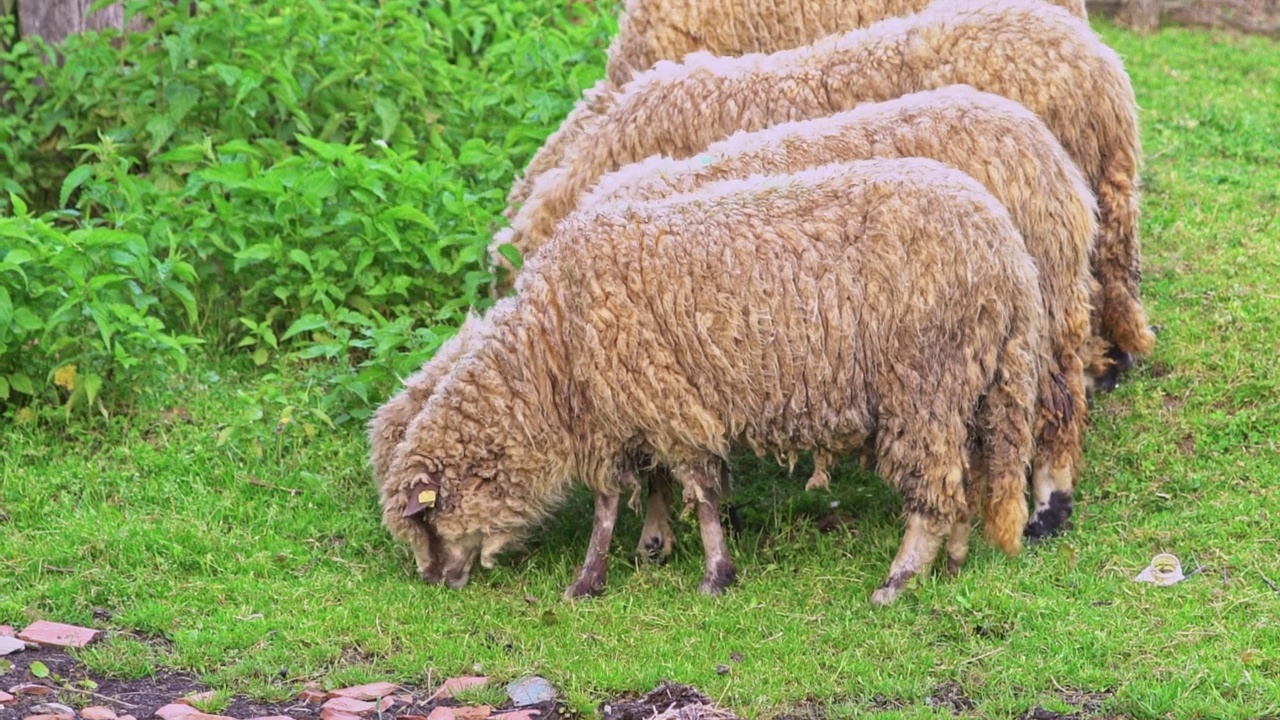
[387,158,1044,605]
[495,0,1155,380]
[583,85,1095,541]
[505,0,1087,216]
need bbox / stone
[246,716,295,720]
[17,622,99,649]
[0,639,25,657]
[329,683,399,702]
[320,697,374,716]
[29,705,75,717]
[451,708,490,720]
[298,690,328,705]
[0,691,13,707]
[81,707,119,720]
[120,715,138,720]
[395,716,428,720]
[319,711,363,720]
[176,692,215,707]
[154,703,198,720]
[504,678,554,708]
[0,627,15,638]
[23,714,72,720]
[492,712,541,720]
[425,709,453,720]
[7,685,53,697]
[428,677,488,701]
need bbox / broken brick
[155,703,199,720]
[451,707,491,720]
[428,677,488,701]
[23,714,73,720]
[321,697,375,716]
[425,709,454,720]
[395,716,429,720]
[299,689,329,705]
[7,684,53,696]
[0,690,14,707]
[246,716,295,720]
[177,692,216,707]
[329,683,399,701]
[492,712,541,720]
[0,626,14,637]
[320,711,365,720]
[81,706,119,720]
[17,621,100,649]
[121,715,138,720]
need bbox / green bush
[0,0,614,419]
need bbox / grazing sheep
[369,320,486,578]
[495,0,1155,379]
[387,158,1044,605]
[505,0,1088,217]
[584,85,1095,541]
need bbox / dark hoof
[725,503,745,536]
[640,534,668,564]
[1091,362,1122,394]
[698,563,737,596]
[1024,491,1074,541]
[1106,345,1135,373]
[946,556,965,577]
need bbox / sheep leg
[676,463,736,595]
[565,491,621,600]
[870,512,947,606]
[945,511,973,576]
[1023,460,1075,541]
[636,470,677,563]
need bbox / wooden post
[16,0,143,45]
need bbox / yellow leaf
[16,407,35,423]
[54,363,78,391]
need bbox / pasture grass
[2,15,1279,720]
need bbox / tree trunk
[1118,0,1164,31]
[16,0,143,45]
[1088,0,1280,36]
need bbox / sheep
[494,0,1156,383]
[581,85,1095,542]
[386,158,1044,605]
[505,0,1088,217]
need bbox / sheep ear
[402,472,444,517]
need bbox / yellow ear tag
[418,489,437,507]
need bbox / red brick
[321,697,375,716]
[0,690,14,706]
[81,707,120,720]
[428,677,488,701]
[8,684,54,696]
[176,692,216,707]
[0,626,14,637]
[155,703,199,720]
[17,621,100,649]
[451,707,490,720]
[299,689,329,705]
[425,709,453,720]
[23,714,73,720]
[246,716,295,720]
[120,715,138,720]
[319,711,364,720]
[492,711,541,720]
[395,715,429,720]
[329,682,399,701]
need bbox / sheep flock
[371,0,1157,605]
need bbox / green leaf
[373,97,401,141]
[146,114,178,156]
[59,166,94,208]
[83,373,104,407]
[288,249,314,274]
[29,661,49,678]
[281,315,327,341]
[252,346,269,366]
[377,205,437,230]
[0,377,9,400]
[0,287,11,329]
[497,242,524,270]
[457,138,489,166]
[9,373,34,395]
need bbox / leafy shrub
[0,0,615,419]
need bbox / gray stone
[31,704,77,716]
[504,677,554,707]
[0,638,24,656]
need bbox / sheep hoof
[1106,345,1135,373]
[946,555,965,577]
[869,586,900,606]
[698,563,737,596]
[1023,491,1074,542]
[639,533,669,563]
[564,577,606,600]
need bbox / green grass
[3,16,1280,720]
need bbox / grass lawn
[3,16,1279,720]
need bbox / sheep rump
[387,158,1044,604]
[584,85,1095,540]
[497,0,1155,378]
